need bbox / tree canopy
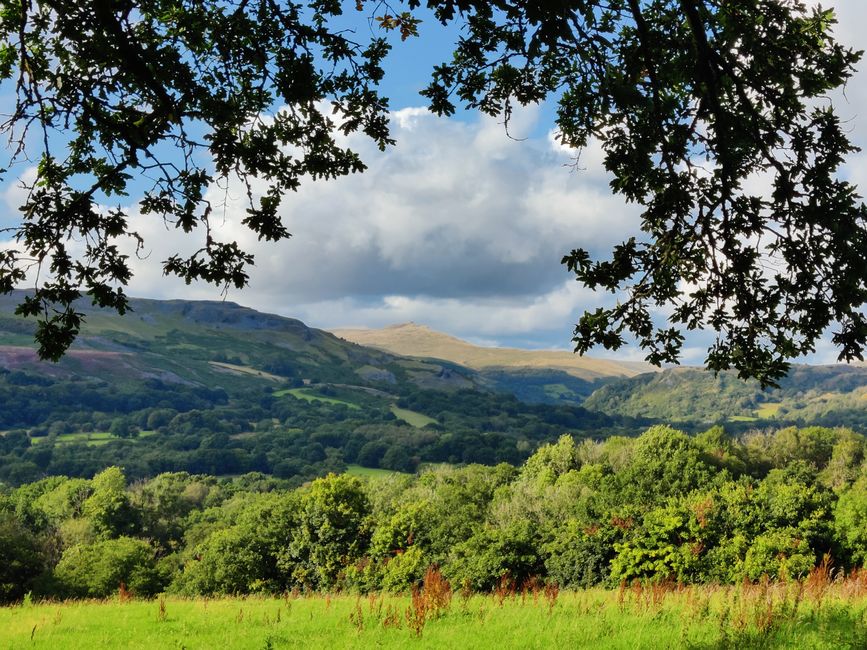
[0,0,864,384]
[4,424,867,601]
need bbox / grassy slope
[208,362,285,382]
[3,586,866,649]
[276,388,362,410]
[584,365,867,425]
[331,323,652,381]
[0,292,467,395]
[345,464,401,478]
[390,405,438,428]
[30,430,159,447]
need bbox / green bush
[445,521,544,591]
[834,478,867,568]
[54,537,163,597]
[544,520,615,588]
[0,513,45,603]
[289,474,370,589]
[743,529,815,581]
[381,546,428,592]
[176,527,269,595]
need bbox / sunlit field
[4,571,867,649]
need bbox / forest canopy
[0,0,864,384]
[2,425,867,602]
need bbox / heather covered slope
[0,292,476,393]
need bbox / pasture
[389,405,438,428]
[4,577,867,649]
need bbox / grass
[542,383,576,399]
[275,387,362,410]
[331,324,652,380]
[345,464,402,478]
[208,361,285,382]
[756,402,783,418]
[390,405,437,428]
[729,401,783,422]
[4,574,867,650]
[31,432,112,446]
[31,430,159,447]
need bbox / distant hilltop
[330,322,653,382]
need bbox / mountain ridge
[0,291,470,392]
[330,322,653,381]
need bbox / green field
[729,401,783,422]
[274,388,362,410]
[3,582,867,649]
[30,430,158,447]
[756,402,783,418]
[345,464,402,479]
[209,361,285,382]
[542,383,575,400]
[390,405,437,428]
[30,431,112,446]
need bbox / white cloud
[1,165,36,228]
[112,106,641,350]
[281,278,610,344]
[5,3,867,363]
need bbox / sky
[3,1,867,364]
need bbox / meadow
[4,572,867,650]
[272,387,362,409]
[389,405,438,428]
[29,430,159,447]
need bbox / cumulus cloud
[825,0,867,190]
[1,165,36,229]
[279,278,613,346]
[115,104,642,348]
[5,2,867,359]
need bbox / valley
[2,292,867,487]
[4,294,867,647]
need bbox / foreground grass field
[4,577,867,649]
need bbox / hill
[331,323,651,380]
[584,364,867,428]
[0,292,643,486]
[331,323,654,404]
[0,292,476,392]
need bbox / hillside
[0,292,642,486]
[0,292,472,393]
[330,323,657,404]
[6,292,867,489]
[584,364,867,428]
[331,323,651,380]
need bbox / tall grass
[4,566,867,648]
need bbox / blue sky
[3,1,866,364]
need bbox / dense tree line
[0,370,230,430]
[2,424,866,603]
[0,369,645,485]
[586,366,867,426]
